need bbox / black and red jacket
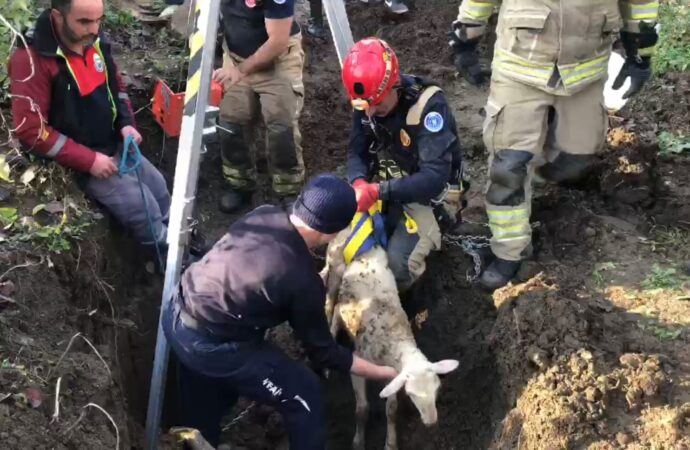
[9,10,134,173]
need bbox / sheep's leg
[330,303,341,338]
[384,395,399,450]
[351,375,368,450]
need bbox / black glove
[612,28,658,99]
[448,23,489,86]
[612,56,651,99]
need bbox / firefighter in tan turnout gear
[213,0,305,213]
[448,0,659,289]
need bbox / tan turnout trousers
[483,72,608,261]
[219,34,305,196]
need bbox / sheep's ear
[431,360,459,375]
[379,372,407,398]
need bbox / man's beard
[62,21,96,47]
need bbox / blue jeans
[162,300,327,449]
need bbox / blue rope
[120,135,165,270]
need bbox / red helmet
[342,38,400,109]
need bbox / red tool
[152,79,224,138]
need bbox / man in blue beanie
[162,173,398,449]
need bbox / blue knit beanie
[293,174,357,234]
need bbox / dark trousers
[163,301,327,449]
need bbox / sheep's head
[379,360,459,426]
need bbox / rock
[620,353,642,369]
[584,386,601,402]
[527,346,548,370]
[616,432,632,446]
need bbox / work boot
[385,0,409,14]
[189,227,210,258]
[278,195,298,212]
[306,17,325,38]
[218,189,251,214]
[479,258,521,290]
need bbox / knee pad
[267,123,298,169]
[486,149,533,206]
[217,120,249,155]
[539,152,596,183]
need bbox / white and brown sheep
[321,229,458,450]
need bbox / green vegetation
[657,131,690,156]
[641,264,688,291]
[0,0,36,96]
[103,8,139,31]
[592,262,616,287]
[654,0,690,74]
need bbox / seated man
[9,0,183,256]
[342,38,466,293]
[163,174,398,449]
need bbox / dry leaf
[20,166,37,186]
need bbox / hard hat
[342,38,400,110]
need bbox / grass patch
[592,262,617,287]
[654,0,690,74]
[657,131,690,156]
[104,8,139,31]
[641,264,687,291]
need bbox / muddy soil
[2,0,690,449]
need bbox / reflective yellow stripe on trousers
[625,1,659,20]
[487,208,531,240]
[461,0,495,20]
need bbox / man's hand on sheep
[352,179,380,212]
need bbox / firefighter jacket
[347,75,463,205]
[457,0,659,94]
[9,9,134,173]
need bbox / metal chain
[442,233,491,282]
[221,402,256,431]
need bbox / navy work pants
[162,300,326,449]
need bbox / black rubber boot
[306,18,325,37]
[218,189,251,214]
[189,228,210,258]
[479,258,521,290]
[385,0,409,14]
[278,195,298,212]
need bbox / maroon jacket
[9,10,134,173]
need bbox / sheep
[321,229,459,450]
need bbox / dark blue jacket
[179,205,353,373]
[347,75,463,204]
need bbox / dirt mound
[490,278,690,450]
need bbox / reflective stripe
[494,49,552,83]
[488,208,530,239]
[46,134,68,158]
[487,209,529,220]
[93,39,118,125]
[461,0,495,20]
[629,2,658,20]
[638,45,656,57]
[55,47,81,93]
[560,55,609,87]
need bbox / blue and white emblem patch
[274,0,286,4]
[424,112,443,133]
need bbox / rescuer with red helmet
[342,38,467,293]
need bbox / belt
[174,291,264,343]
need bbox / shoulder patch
[273,0,286,4]
[423,111,444,133]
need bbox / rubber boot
[479,258,521,290]
[218,189,251,214]
[307,18,325,37]
[385,0,409,14]
[189,227,210,258]
[307,0,324,37]
[278,194,298,212]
